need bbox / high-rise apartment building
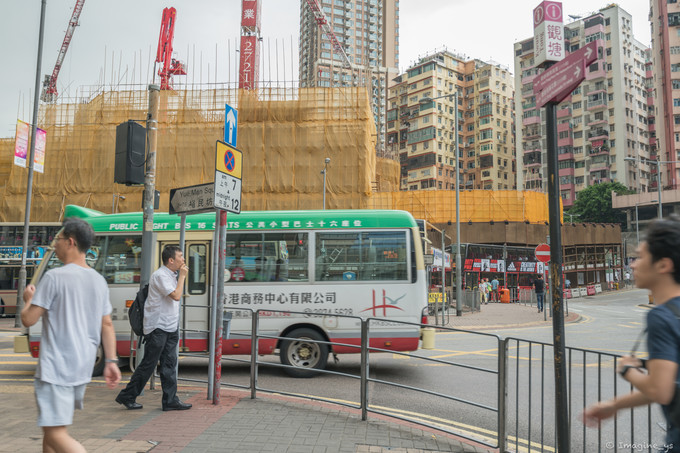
[299,0,399,156]
[386,50,515,191]
[514,5,653,207]
[650,0,680,189]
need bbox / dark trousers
[117,328,179,408]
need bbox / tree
[566,182,634,224]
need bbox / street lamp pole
[453,93,462,317]
[322,157,330,210]
[635,199,657,247]
[419,92,462,315]
[656,169,663,219]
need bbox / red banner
[239,36,259,89]
[241,0,261,29]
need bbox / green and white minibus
[25,205,428,376]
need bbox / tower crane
[156,7,186,90]
[304,0,353,70]
[40,0,86,103]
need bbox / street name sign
[534,40,600,107]
[214,140,243,214]
[169,183,214,215]
[535,243,551,263]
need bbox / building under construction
[0,81,555,223]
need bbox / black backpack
[128,284,149,337]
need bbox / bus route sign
[214,140,243,214]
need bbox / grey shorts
[34,379,86,427]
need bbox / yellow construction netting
[0,85,554,225]
[0,86,377,221]
[366,190,556,224]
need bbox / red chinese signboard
[239,35,259,89]
[241,0,261,29]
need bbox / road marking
[616,324,638,329]
[0,370,34,375]
[0,361,36,365]
[0,353,32,357]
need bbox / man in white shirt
[115,245,191,411]
[22,218,121,452]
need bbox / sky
[1,0,651,138]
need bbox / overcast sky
[1,0,650,138]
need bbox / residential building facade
[298,0,399,156]
[514,5,652,208]
[650,0,680,189]
[386,50,515,191]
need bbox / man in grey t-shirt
[22,218,121,452]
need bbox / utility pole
[16,0,47,328]
[140,85,160,288]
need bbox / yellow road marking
[0,370,34,375]
[0,361,36,365]
[0,353,33,357]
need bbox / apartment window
[674,99,680,107]
[669,12,680,27]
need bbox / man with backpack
[115,245,191,411]
[583,217,680,449]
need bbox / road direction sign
[535,243,551,263]
[224,103,238,148]
[534,40,600,107]
[214,140,243,214]
[169,183,215,215]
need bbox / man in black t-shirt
[583,217,680,450]
[533,274,545,313]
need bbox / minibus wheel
[280,328,328,378]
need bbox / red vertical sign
[239,35,259,89]
[241,0,261,29]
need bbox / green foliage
[566,182,634,224]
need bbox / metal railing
[504,337,662,452]
[173,308,663,452]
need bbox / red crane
[41,0,86,103]
[156,7,186,90]
[304,0,352,69]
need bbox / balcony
[587,129,609,140]
[523,115,541,126]
[557,107,571,118]
[586,98,608,111]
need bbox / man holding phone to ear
[583,217,680,449]
[115,245,192,411]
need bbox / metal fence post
[498,338,507,452]
[360,318,369,421]
[250,312,259,399]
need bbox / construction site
[0,1,557,231]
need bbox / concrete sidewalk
[0,382,492,453]
[0,296,593,452]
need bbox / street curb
[447,311,582,331]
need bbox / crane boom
[304,0,352,69]
[155,7,186,90]
[41,0,86,103]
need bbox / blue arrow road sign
[224,103,238,148]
